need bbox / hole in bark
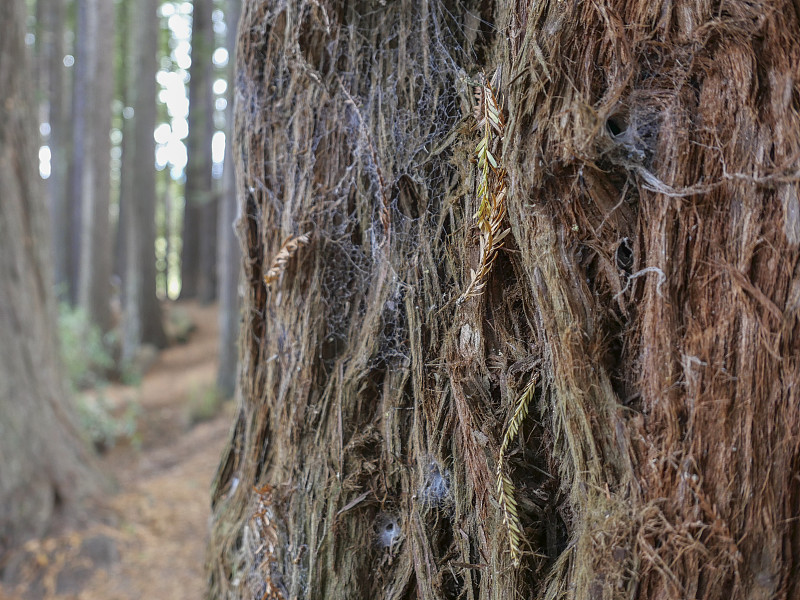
[606,114,627,137]
[616,237,634,275]
[376,514,401,548]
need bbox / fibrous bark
[208,1,800,599]
[0,0,98,558]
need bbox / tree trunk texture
[207,1,800,599]
[0,0,98,558]
[77,0,114,332]
[217,0,244,399]
[122,0,167,363]
[181,0,217,301]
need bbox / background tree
[0,0,98,555]
[122,0,167,362]
[207,0,800,599]
[76,0,114,332]
[216,0,242,399]
[181,0,216,302]
[37,0,71,300]
[66,0,90,304]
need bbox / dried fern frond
[497,374,539,566]
[264,233,310,285]
[458,71,511,305]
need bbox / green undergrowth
[58,303,141,451]
[186,383,227,425]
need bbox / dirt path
[1,303,232,600]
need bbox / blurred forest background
[31,0,241,394]
[1,0,242,596]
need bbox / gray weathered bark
[0,0,98,558]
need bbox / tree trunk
[207,1,800,599]
[122,0,167,363]
[40,0,71,300]
[181,0,216,301]
[216,0,243,399]
[66,0,91,306]
[0,0,98,558]
[77,0,114,332]
[114,0,133,298]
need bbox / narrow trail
[1,303,232,600]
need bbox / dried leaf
[264,234,311,285]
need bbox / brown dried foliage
[459,72,511,304]
[263,234,310,286]
[208,0,800,598]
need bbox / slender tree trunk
[181,0,216,301]
[77,0,114,332]
[114,0,133,299]
[0,0,98,559]
[122,0,167,363]
[39,0,70,299]
[216,0,243,398]
[208,0,800,599]
[67,0,90,306]
[199,192,219,303]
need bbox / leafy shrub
[58,303,114,390]
[186,384,225,425]
[75,392,141,452]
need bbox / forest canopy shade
[207,0,800,599]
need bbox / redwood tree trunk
[122,0,167,362]
[38,0,71,299]
[76,0,114,332]
[0,0,98,558]
[207,1,800,599]
[181,0,216,301]
[216,0,243,399]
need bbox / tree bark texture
[0,0,98,557]
[181,0,217,301]
[122,0,167,362]
[217,0,244,399]
[208,1,800,599]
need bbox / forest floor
[0,303,232,600]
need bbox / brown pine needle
[264,233,310,285]
[458,71,511,305]
[497,374,539,567]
